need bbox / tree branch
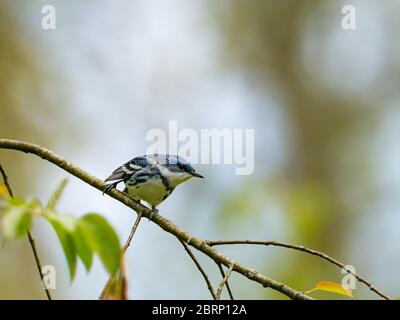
[0,139,312,300]
[217,263,234,300]
[179,239,217,300]
[216,264,234,300]
[206,240,390,300]
[0,164,52,300]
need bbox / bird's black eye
[177,162,190,173]
[185,164,195,173]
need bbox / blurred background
[1,0,399,299]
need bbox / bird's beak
[191,172,204,178]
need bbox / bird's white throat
[160,166,192,188]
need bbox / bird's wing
[105,156,149,182]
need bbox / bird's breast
[125,176,173,207]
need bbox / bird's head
[155,155,203,187]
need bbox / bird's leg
[148,206,159,221]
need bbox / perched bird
[104,154,203,217]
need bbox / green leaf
[46,213,77,279]
[72,223,93,271]
[78,213,121,276]
[44,212,120,279]
[0,198,35,240]
[46,178,68,210]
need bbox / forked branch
[2,139,386,300]
[206,240,390,300]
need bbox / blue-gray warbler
[104,154,203,216]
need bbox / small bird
[104,154,203,217]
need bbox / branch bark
[0,139,313,300]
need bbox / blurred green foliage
[0,181,122,282]
[212,0,397,299]
[1,0,398,299]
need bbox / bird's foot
[102,183,115,195]
[148,207,159,221]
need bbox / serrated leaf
[72,223,93,271]
[78,213,121,276]
[46,178,68,210]
[46,213,77,280]
[305,281,353,298]
[0,198,34,240]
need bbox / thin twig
[216,264,234,300]
[26,231,52,300]
[217,263,234,300]
[0,164,52,300]
[123,213,143,252]
[206,240,390,300]
[99,212,143,300]
[0,165,14,198]
[119,255,129,300]
[0,139,313,300]
[179,239,217,300]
